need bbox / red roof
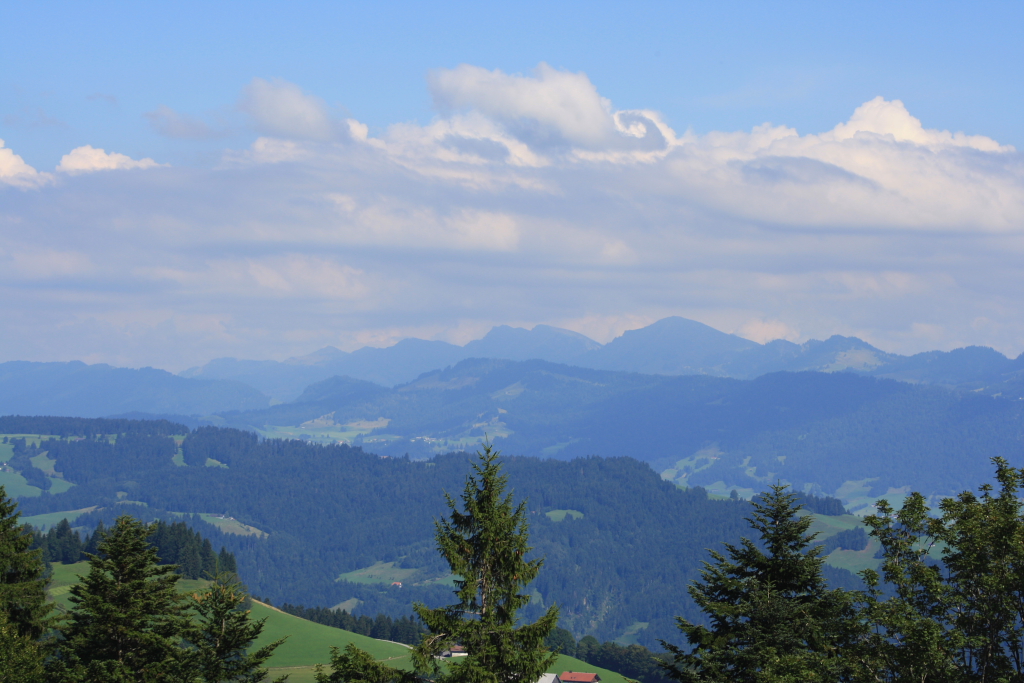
[561,673,600,683]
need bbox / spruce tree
[318,445,559,683]
[662,485,864,682]
[177,573,287,683]
[0,608,46,683]
[0,485,51,640]
[58,515,186,681]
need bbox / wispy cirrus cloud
[144,105,230,140]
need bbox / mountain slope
[212,359,1024,504]
[0,361,270,417]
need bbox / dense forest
[29,517,237,580]
[2,416,866,646]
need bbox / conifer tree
[177,573,287,683]
[0,608,46,683]
[0,485,51,640]
[662,485,865,682]
[82,519,105,556]
[218,547,237,574]
[318,445,559,683]
[58,515,187,681]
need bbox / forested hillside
[0,416,867,646]
[209,360,1024,506]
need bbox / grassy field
[0,469,41,497]
[44,563,629,683]
[337,561,421,585]
[545,509,584,522]
[22,507,97,531]
[252,601,413,669]
[30,452,57,474]
[614,620,649,646]
[198,513,266,537]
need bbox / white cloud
[737,319,801,344]
[825,97,1008,151]
[239,77,339,141]
[427,63,677,156]
[3,68,1024,369]
[56,145,162,174]
[0,139,51,188]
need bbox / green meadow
[43,562,628,683]
[545,509,584,522]
[337,561,421,585]
[22,507,96,531]
[198,513,266,537]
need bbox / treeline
[29,517,237,580]
[793,491,848,516]
[0,414,187,437]
[276,603,425,645]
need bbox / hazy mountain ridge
[182,317,1024,402]
[206,358,1024,509]
[0,360,270,417]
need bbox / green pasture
[30,452,57,474]
[22,507,96,531]
[199,513,266,537]
[806,513,863,536]
[0,469,41,497]
[337,561,420,585]
[262,642,630,683]
[614,620,649,646]
[47,561,90,611]
[545,509,584,522]
[258,419,385,445]
[826,539,883,574]
[43,563,629,683]
[251,601,413,669]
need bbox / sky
[2,1,1023,371]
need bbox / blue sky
[2,1,1023,369]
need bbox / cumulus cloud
[3,68,1024,369]
[239,77,341,141]
[56,146,163,174]
[144,105,228,139]
[0,139,52,188]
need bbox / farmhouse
[561,673,600,683]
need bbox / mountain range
[183,316,1024,402]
